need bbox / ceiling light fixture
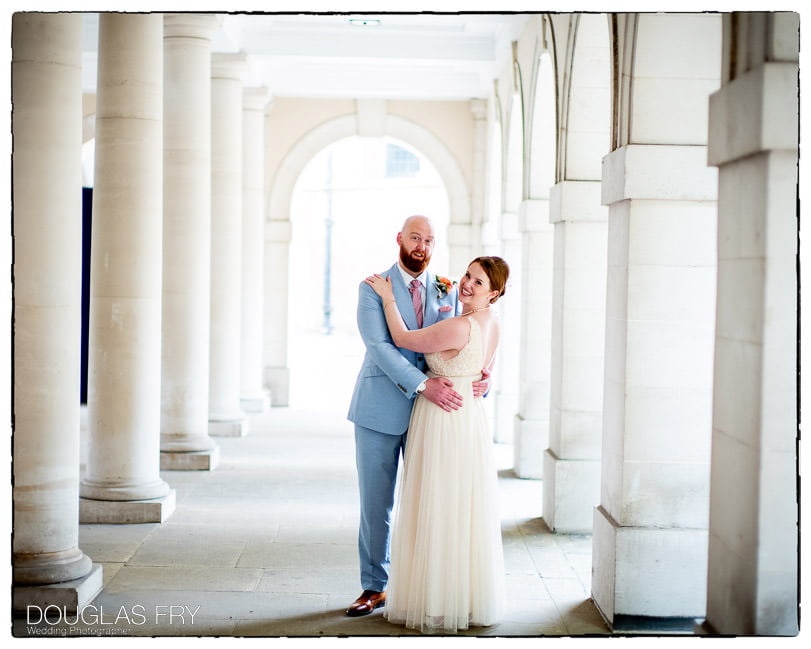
[348,18,381,26]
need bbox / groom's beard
[399,244,431,274]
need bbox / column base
[160,446,220,471]
[609,614,706,635]
[542,449,599,533]
[240,390,271,413]
[79,490,176,524]
[513,414,547,479]
[13,563,103,616]
[79,477,172,502]
[209,417,249,437]
[264,366,289,407]
[13,547,94,586]
[592,505,708,623]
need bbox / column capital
[518,198,552,233]
[212,51,248,80]
[500,210,521,241]
[601,144,717,205]
[550,180,607,224]
[163,13,221,40]
[447,222,473,246]
[243,86,271,112]
[470,98,487,121]
[708,62,798,167]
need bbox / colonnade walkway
[15,403,612,638]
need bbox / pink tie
[409,279,423,328]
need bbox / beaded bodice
[425,316,483,378]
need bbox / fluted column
[705,12,799,636]
[543,180,607,532]
[160,14,221,468]
[209,52,248,436]
[513,199,554,478]
[240,87,272,413]
[11,12,102,611]
[263,219,292,406]
[79,13,175,523]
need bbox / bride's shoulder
[470,310,499,335]
[470,309,497,324]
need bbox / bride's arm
[365,274,468,353]
[381,299,468,353]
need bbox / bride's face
[458,263,496,307]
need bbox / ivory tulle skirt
[384,374,505,634]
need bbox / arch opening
[287,135,450,412]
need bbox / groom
[346,214,488,617]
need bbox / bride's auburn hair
[470,256,510,303]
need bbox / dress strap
[464,314,476,342]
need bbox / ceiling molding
[82,13,532,100]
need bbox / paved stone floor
[13,331,723,642]
[14,401,614,640]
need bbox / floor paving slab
[103,565,264,594]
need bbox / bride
[364,255,509,634]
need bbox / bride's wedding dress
[384,316,505,634]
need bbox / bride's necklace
[461,303,490,317]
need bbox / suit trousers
[354,423,407,592]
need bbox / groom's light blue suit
[348,263,458,592]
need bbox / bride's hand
[364,274,394,300]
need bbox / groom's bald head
[401,214,432,232]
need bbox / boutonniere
[434,275,455,298]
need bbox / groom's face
[397,221,435,274]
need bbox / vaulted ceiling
[81,12,531,100]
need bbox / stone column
[11,12,102,611]
[209,52,248,436]
[591,13,722,626]
[592,144,717,624]
[543,181,608,533]
[469,98,487,256]
[705,12,799,636]
[161,14,221,468]
[447,222,474,282]
[492,210,522,443]
[263,219,292,406]
[79,13,175,524]
[513,198,554,478]
[240,87,272,413]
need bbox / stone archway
[262,104,472,406]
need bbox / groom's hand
[472,368,491,398]
[422,377,463,412]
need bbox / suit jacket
[347,263,459,435]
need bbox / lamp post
[322,150,334,335]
